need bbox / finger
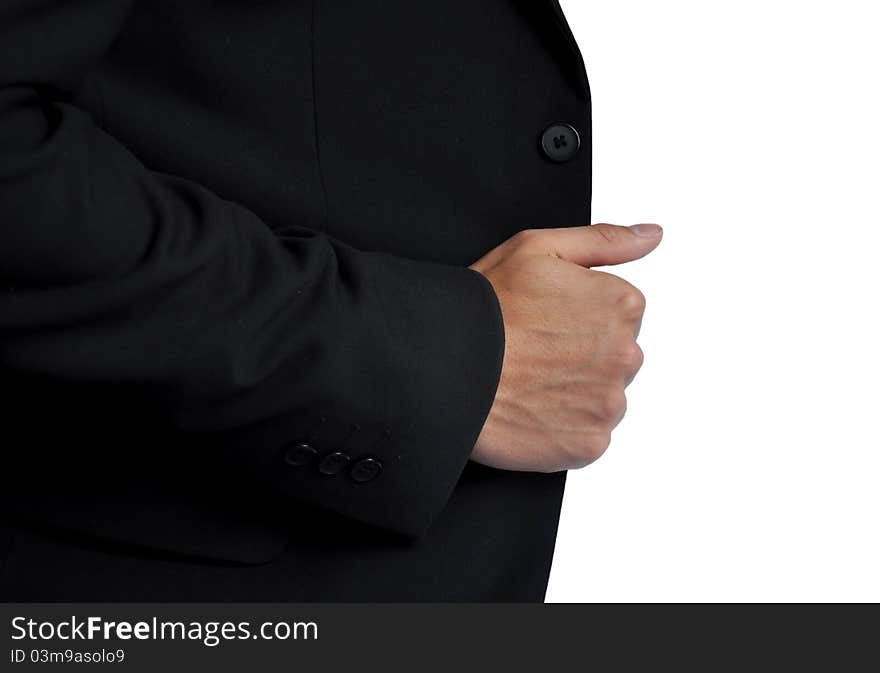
[547,223,663,268]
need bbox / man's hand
[469,223,663,472]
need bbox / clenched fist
[469,223,663,472]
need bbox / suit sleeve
[0,0,505,537]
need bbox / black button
[349,457,383,483]
[283,442,318,468]
[318,451,350,476]
[540,123,580,163]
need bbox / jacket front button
[283,442,318,468]
[540,123,581,163]
[349,457,383,483]
[318,451,350,476]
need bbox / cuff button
[318,451,351,476]
[283,442,318,468]
[349,457,383,483]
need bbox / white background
[548,0,880,602]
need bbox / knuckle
[592,224,618,244]
[618,340,644,372]
[597,389,627,423]
[573,432,612,467]
[513,228,544,248]
[618,285,646,317]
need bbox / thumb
[546,223,663,267]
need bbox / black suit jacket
[0,0,590,601]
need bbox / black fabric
[0,466,566,602]
[0,0,590,601]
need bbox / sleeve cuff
[220,247,506,538]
